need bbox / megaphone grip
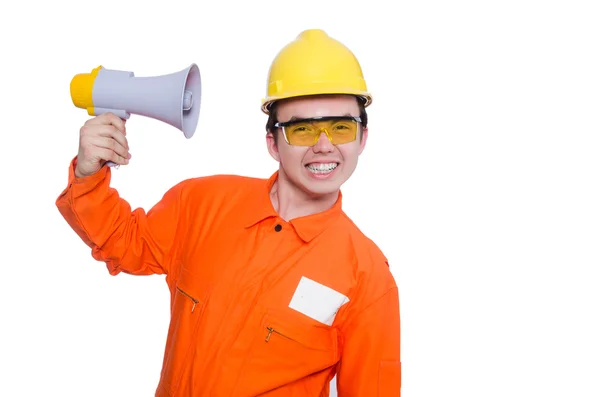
[95,108,130,120]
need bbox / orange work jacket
[56,157,401,397]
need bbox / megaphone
[70,63,201,166]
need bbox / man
[56,29,401,396]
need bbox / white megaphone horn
[70,63,201,166]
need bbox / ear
[266,131,281,162]
[358,126,369,155]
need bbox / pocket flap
[175,267,212,305]
[263,307,338,352]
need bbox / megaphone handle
[93,108,130,168]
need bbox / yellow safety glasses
[274,116,362,146]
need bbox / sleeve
[55,156,186,276]
[336,284,401,397]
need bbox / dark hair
[266,95,368,144]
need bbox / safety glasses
[274,116,362,146]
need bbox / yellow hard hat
[261,29,372,114]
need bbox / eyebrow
[288,113,353,121]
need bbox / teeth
[306,162,338,173]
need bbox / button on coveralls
[56,158,401,396]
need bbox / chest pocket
[232,307,340,396]
[159,267,211,396]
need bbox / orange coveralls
[56,157,401,396]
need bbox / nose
[312,130,334,153]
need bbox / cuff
[57,156,111,202]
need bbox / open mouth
[305,162,339,174]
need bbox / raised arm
[55,113,186,276]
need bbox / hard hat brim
[261,92,372,114]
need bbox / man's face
[266,95,368,197]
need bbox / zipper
[265,326,292,342]
[176,286,199,313]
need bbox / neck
[270,170,339,222]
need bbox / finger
[87,124,129,151]
[102,113,127,135]
[86,112,127,135]
[89,136,131,160]
[96,147,129,166]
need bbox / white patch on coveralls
[289,276,350,326]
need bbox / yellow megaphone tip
[70,65,103,110]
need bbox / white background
[1,0,599,396]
